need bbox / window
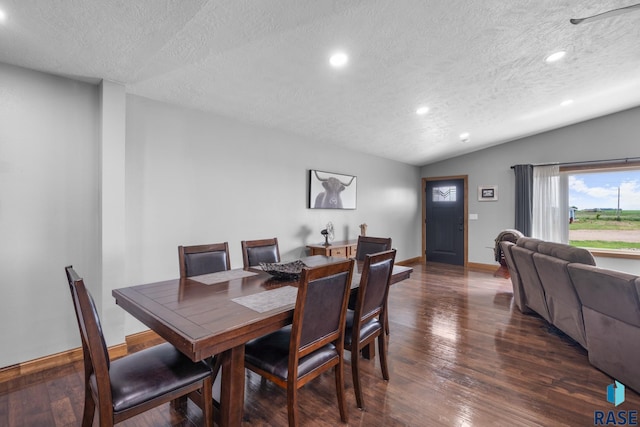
[432,186,456,202]
[565,164,640,254]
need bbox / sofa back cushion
[532,252,586,347]
[515,237,544,251]
[511,244,551,322]
[568,263,640,327]
[537,242,595,265]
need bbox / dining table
[112,255,413,427]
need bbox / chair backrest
[291,259,354,361]
[355,236,392,261]
[241,238,280,268]
[65,266,113,409]
[178,242,231,278]
[352,250,396,329]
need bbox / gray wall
[421,107,640,274]
[0,62,101,366]
[123,94,423,335]
[0,62,422,367]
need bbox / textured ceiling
[1,1,640,166]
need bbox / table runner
[232,285,298,313]
[192,269,258,285]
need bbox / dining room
[3,2,640,425]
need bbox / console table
[306,239,358,258]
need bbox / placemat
[192,269,258,285]
[232,286,298,313]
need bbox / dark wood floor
[1,262,638,426]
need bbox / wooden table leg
[362,342,375,359]
[219,345,245,427]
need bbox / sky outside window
[569,170,640,210]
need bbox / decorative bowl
[259,260,307,280]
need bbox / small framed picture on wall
[478,185,498,201]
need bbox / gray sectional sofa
[500,237,640,393]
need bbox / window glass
[568,169,640,251]
[432,186,456,202]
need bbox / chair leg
[384,311,390,335]
[170,396,188,412]
[287,384,299,427]
[81,387,95,427]
[335,360,348,422]
[378,333,389,381]
[351,349,365,409]
[202,375,214,427]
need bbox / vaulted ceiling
[1,1,639,166]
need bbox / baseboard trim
[467,262,499,273]
[397,256,422,266]
[0,330,162,384]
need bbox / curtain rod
[510,157,640,169]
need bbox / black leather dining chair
[65,266,214,427]
[178,242,231,278]
[354,236,392,261]
[241,237,280,268]
[352,236,393,334]
[344,250,396,409]
[244,259,355,426]
[177,242,231,382]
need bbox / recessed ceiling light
[416,106,430,115]
[329,52,348,68]
[460,132,470,142]
[560,99,574,106]
[0,9,7,23]
[545,51,566,63]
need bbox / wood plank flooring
[1,261,638,426]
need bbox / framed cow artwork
[309,170,357,209]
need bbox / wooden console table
[306,239,358,258]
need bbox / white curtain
[532,165,569,243]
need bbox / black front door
[425,178,465,265]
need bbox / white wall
[0,62,100,367]
[123,95,422,335]
[421,106,640,274]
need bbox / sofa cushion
[568,263,640,327]
[532,253,586,348]
[515,237,544,251]
[511,245,551,322]
[500,241,532,314]
[571,267,640,393]
[537,242,595,265]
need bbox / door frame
[422,175,469,266]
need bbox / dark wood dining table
[112,255,412,427]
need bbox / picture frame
[478,185,498,201]
[309,170,357,209]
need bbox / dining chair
[354,236,392,261]
[178,242,231,278]
[241,237,280,268]
[344,249,396,409]
[352,236,393,334]
[177,242,231,382]
[244,259,355,427]
[64,266,214,427]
